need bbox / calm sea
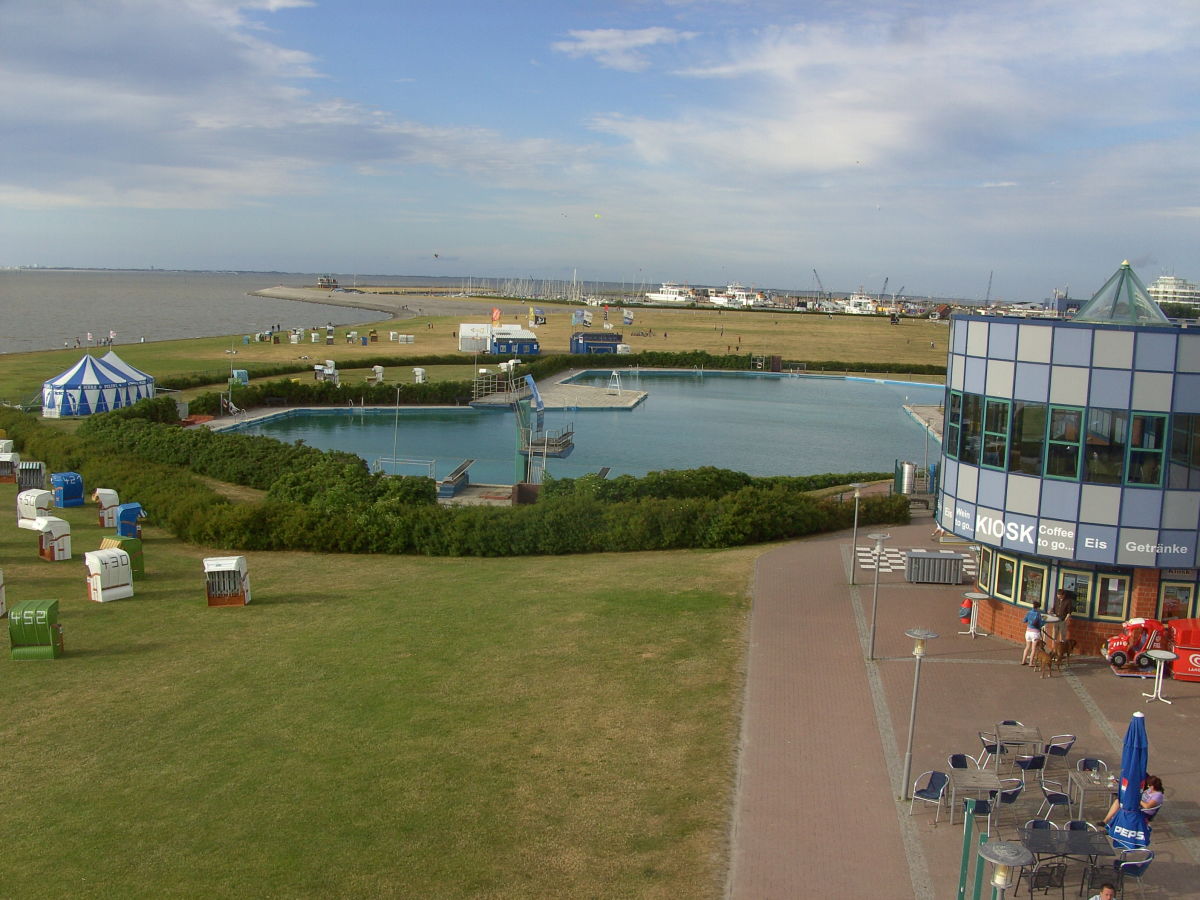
[0,269,386,355]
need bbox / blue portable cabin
[570,331,623,354]
[51,471,85,508]
[491,328,540,356]
[229,369,249,386]
[115,502,146,539]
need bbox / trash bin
[361,336,368,346]
[272,334,280,344]
[1168,618,1200,682]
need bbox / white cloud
[552,27,698,72]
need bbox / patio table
[1068,768,1117,820]
[948,768,1002,824]
[1019,825,1115,864]
[994,723,1043,770]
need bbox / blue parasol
[1107,711,1150,850]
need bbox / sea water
[0,269,384,355]
[231,373,943,483]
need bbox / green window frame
[1017,560,1047,609]
[1045,405,1083,480]
[977,546,994,593]
[1158,581,1195,620]
[1010,401,1047,475]
[1058,570,1093,618]
[1094,574,1129,621]
[959,393,983,465]
[994,554,1017,602]
[1127,413,1167,487]
[1084,408,1128,485]
[981,398,1011,470]
[946,390,962,461]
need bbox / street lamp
[866,532,890,660]
[977,841,1033,899]
[849,483,865,585]
[899,628,938,801]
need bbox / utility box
[51,471,85,507]
[230,369,249,386]
[84,549,134,603]
[204,556,251,606]
[34,516,72,561]
[0,451,20,483]
[905,549,966,584]
[115,503,146,539]
[1168,618,1200,683]
[18,461,46,490]
[17,489,54,529]
[93,488,120,527]
[9,599,64,659]
[101,536,144,579]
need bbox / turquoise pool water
[229,372,943,483]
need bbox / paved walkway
[729,506,1200,898]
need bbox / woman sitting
[1102,774,1163,826]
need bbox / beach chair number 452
[17,608,49,625]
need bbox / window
[1046,406,1082,479]
[977,547,993,592]
[1128,414,1166,487]
[995,554,1017,601]
[1095,575,1129,620]
[1010,401,1047,475]
[1168,414,1200,489]
[1084,408,1128,484]
[1158,582,1194,620]
[946,391,962,461]
[1058,570,1093,618]
[959,393,983,465]
[982,398,1010,469]
[1018,561,1046,608]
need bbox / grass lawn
[0,484,754,898]
[0,301,923,897]
[0,301,947,404]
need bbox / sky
[2,0,1198,300]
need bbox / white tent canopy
[41,352,156,418]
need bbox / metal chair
[1037,778,1071,820]
[1025,861,1067,899]
[948,753,976,770]
[989,778,1023,836]
[1115,848,1154,898]
[1024,818,1058,830]
[1043,734,1076,767]
[1077,757,1108,774]
[1001,719,1024,725]
[977,732,1009,768]
[1015,753,1047,785]
[1065,819,1094,831]
[963,796,994,835]
[909,771,949,822]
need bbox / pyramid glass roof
[1072,261,1171,325]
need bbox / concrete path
[729,508,1200,898]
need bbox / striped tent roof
[41,353,156,418]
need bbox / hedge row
[0,401,910,556]
[542,467,892,502]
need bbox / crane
[985,270,994,305]
[879,276,888,301]
[812,268,827,301]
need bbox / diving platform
[471,372,646,410]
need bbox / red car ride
[1104,618,1171,669]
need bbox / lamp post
[977,841,1033,900]
[899,628,938,801]
[866,532,890,660]
[849,483,865,585]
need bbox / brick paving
[728,508,1200,899]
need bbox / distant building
[1147,274,1200,308]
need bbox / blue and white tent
[41,353,156,418]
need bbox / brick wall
[972,595,1121,657]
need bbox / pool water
[230,372,943,484]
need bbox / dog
[1051,638,1077,672]
[1033,640,1055,678]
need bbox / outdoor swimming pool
[228,372,943,484]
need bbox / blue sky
[2,0,1198,300]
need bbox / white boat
[710,283,762,308]
[840,290,877,315]
[645,282,696,304]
